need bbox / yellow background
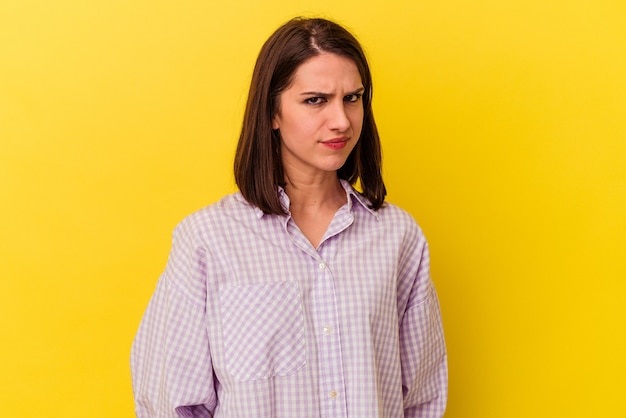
[1,0,625,416]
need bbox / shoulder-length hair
[234,17,386,215]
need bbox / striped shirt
[131,180,447,417]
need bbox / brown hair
[234,17,386,214]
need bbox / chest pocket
[219,280,306,381]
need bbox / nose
[327,101,350,132]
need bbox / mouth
[321,137,349,150]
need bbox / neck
[283,172,346,211]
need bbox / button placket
[313,242,347,416]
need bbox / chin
[321,159,350,173]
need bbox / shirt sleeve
[400,240,448,418]
[131,221,217,417]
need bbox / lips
[321,137,349,150]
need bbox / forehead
[289,53,362,89]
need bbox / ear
[272,114,280,130]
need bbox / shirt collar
[250,179,379,219]
[339,179,380,219]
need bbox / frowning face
[272,53,364,180]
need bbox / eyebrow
[299,87,365,97]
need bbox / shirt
[131,180,448,417]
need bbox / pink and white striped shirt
[131,181,447,417]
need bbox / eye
[344,93,362,103]
[304,97,327,105]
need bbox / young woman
[131,17,447,417]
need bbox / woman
[131,17,447,417]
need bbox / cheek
[350,109,364,134]
[281,115,318,138]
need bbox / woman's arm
[131,223,217,417]
[399,238,448,418]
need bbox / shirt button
[323,326,332,334]
[329,390,337,399]
[318,262,326,270]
